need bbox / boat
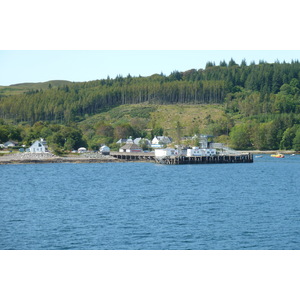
[271,153,285,158]
[255,155,263,158]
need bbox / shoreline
[0,152,123,165]
[248,150,299,154]
[0,150,298,165]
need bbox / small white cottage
[29,138,49,153]
[151,136,172,148]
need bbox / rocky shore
[0,152,119,165]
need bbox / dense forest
[1,59,300,151]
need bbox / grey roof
[134,138,151,145]
[120,143,142,150]
[156,136,172,144]
[116,139,128,144]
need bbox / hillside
[0,80,72,96]
[1,59,300,151]
[79,103,228,145]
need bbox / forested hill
[1,59,300,124]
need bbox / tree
[205,61,215,69]
[228,58,238,67]
[0,126,9,143]
[229,124,252,150]
[240,59,247,67]
[280,127,297,150]
[151,127,164,139]
[95,122,114,137]
[219,60,227,67]
[175,121,183,145]
[114,124,135,140]
[293,128,300,151]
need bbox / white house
[29,138,49,153]
[151,136,172,148]
[119,143,142,153]
[155,148,177,158]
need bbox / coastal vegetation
[1,59,300,151]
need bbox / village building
[151,136,172,148]
[116,137,135,144]
[154,148,177,158]
[119,143,143,153]
[186,147,216,157]
[29,138,48,153]
[4,141,18,148]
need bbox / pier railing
[110,152,253,164]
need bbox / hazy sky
[1,50,300,86]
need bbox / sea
[1,154,300,250]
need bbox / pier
[110,151,156,161]
[110,152,253,164]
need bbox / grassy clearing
[80,103,227,137]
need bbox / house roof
[4,140,18,146]
[120,143,142,150]
[134,138,151,145]
[116,138,128,144]
[152,136,172,144]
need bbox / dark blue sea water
[1,155,300,250]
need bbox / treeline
[0,77,225,123]
[1,59,300,151]
[1,60,300,124]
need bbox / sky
[1,50,300,86]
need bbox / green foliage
[2,60,300,151]
[229,123,252,150]
[293,128,300,151]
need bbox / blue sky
[1,50,300,86]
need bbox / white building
[119,143,143,153]
[155,148,178,158]
[186,147,216,157]
[29,138,49,153]
[151,136,172,148]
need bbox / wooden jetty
[110,152,253,164]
